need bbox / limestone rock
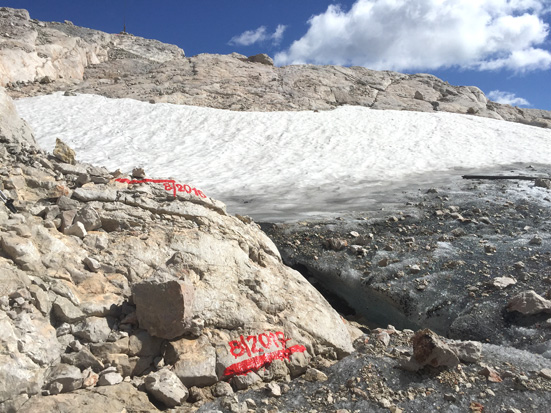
[304,367,328,382]
[491,277,516,289]
[231,371,262,390]
[53,138,76,164]
[188,386,205,403]
[0,233,41,271]
[82,368,99,388]
[131,167,146,179]
[144,368,189,408]
[534,178,551,189]
[0,310,52,403]
[286,350,309,377]
[0,7,110,86]
[64,221,87,238]
[127,330,163,357]
[0,86,35,148]
[212,381,233,397]
[411,329,459,369]
[507,290,551,315]
[52,296,86,323]
[97,370,123,386]
[72,186,118,202]
[266,381,281,397]
[61,348,104,372]
[83,256,101,272]
[74,205,101,231]
[447,340,482,363]
[132,277,195,340]
[60,210,77,232]
[72,317,113,343]
[266,359,290,381]
[165,335,217,387]
[248,53,274,66]
[478,366,503,383]
[18,383,158,412]
[46,364,83,393]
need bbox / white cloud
[229,25,288,47]
[488,90,531,106]
[272,24,287,44]
[229,26,268,46]
[275,0,551,72]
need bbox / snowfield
[15,93,551,221]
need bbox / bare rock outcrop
[0,7,183,87]
[2,7,550,129]
[0,86,352,410]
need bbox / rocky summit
[1,6,551,413]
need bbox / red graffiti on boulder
[115,178,207,198]
[223,345,306,378]
[224,331,306,378]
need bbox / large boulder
[132,277,195,340]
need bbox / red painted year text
[115,178,207,198]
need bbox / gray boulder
[132,277,195,340]
[74,205,102,231]
[46,364,83,393]
[144,368,189,407]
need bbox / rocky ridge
[2,7,551,128]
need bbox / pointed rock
[411,329,459,368]
[53,138,76,165]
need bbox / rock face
[2,7,550,129]
[0,7,183,87]
[0,86,352,410]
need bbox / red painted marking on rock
[223,345,306,378]
[115,178,207,198]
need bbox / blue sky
[5,0,551,110]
